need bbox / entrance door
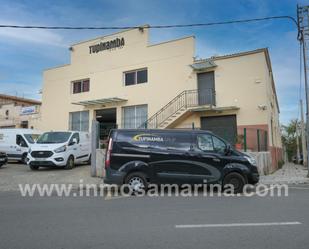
[201,115,237,145]
[197,71,215,105]
[96,108,117,142]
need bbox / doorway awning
[189,105,239,112]
[72,97,127,106]
[190,60,217,71]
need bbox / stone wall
[247,151,273,175]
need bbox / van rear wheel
[223,172,246,194]
[125,172,148,193]
[64,156,74,170]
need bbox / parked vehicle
[0,129,41,163]
[0,151,8,167]
[104,129,259,193]
[27,131,91,170]
[292,154,303,165]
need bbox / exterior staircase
[140,89,215,129]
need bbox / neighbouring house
[0,94,41,129]
[40,26,282,169]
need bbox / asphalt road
[1,186,309,249]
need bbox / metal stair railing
[140,88,215,129]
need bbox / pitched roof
[0,93,41,105]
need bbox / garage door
[200,115,237,145]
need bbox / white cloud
[0,20,66,47]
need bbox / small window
[73,81,82,94]
[82,79,90,92]
[124,68,148,86]
[137,70,147,84]
[212,136,226,154]
[125,72,135,86]
[16,135,28,148]
[197,134,214,151]
[69,133,80,145]
[72,79,90,94]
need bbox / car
[27,131,91,170]
[0,151,8,167]
[292,154,303,165]
[104,129,259,193]
[0,129,41,163]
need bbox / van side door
[79,133,91,161]
[150,132,196,184]
[188,133,230,184]
[68,133,81,161]
[16,134,28,156]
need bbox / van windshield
[24,134,40,144]
[36,132,72,144]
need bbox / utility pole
[300,99,307,165]
[296,120,300,161]
[297,5,309,176]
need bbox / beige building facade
[0,94,41,129]
[41,27,282,165]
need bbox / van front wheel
[125,172,148,193]
[64,156,74,170]
[20,153,27,164]
[29,165,39,170]
[223,172,246,194]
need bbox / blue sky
[0,0,306,124]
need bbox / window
[16,135,28,148]
[116,132,191,151]
[72,79,90,94]
[212,136,226,154]
[137,70,147,84]
[122,105,147,128]
[24,134,40,144]
[125,72,135,86]
[197,134,226,154]
[197,134,214,151]
[150,133,191,151]
[124,68,148,86]
[69,111,89,131]
[69,133,80,145]
[37,132,72,144]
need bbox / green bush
[278,160,284,169]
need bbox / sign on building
[20,106,37,115]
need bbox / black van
[104,129,259,193]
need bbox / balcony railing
[141,88,215,129]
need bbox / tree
[282,119,301,161]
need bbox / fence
[236,127,268,152]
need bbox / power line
[0,15,299,31]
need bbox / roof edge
[147,35,195,48]
[0,93,41,105]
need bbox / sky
[0,0,307,124]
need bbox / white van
[0,129,41,163]
[27,131,91,170]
